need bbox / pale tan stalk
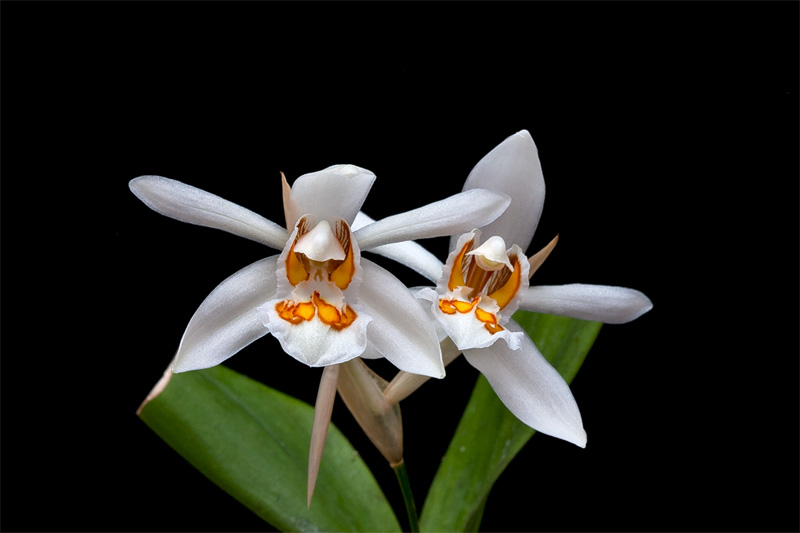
[337,358,404,467]
[383,338,462,405]
[136,355,176,416]
[281,171,295,230]
[528,234,559,279]
[307,364,340,507]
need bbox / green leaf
[139,364,401,532]
[419,311,602,532]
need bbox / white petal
[353,212,445,283]
[129,176,290,250]
[286,165,376,228]
[520,284,653,324]
[357,342,383,360]
[365,241,445,284]
[350,210,374,232]
[454,130,545,253]
[354,189,511,250]
[463,320,586,447]
[359,258,445,378]
[173,256,279,372]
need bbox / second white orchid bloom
[379,131,653,448]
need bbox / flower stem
[392,461,420,532]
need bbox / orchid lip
[430,231,530,350]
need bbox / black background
[2,1,797,532]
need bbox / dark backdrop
[2,1,797,532]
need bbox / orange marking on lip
[483,322,504,334]
[439,296,480,315]
[453,297,479,313]
[439,299,458,315]
[312,292,357,330]
[475,306,504,335]
[336,303,358,331]
[276,300,315,324]
[313,292,342,326]
[276,292,358,330]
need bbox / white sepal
[520,284,653,324]
[285,165,376,229]
[129,175,290,250]
[462,319,587,447]
[455,130,545,253]
[353,211,444,283]
[354,189,511,250]
[359,259,445,378]
[173,256,279,373]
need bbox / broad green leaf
[419,311,602,532]
[139,364,401,532]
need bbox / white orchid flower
[377,131,652,448]
[129,164,511,378]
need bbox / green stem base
[393,461,420,532]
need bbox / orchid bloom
[377,131,652,448]
[129,164,511,378]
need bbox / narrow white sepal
[454,130,545,253]
[173,256,279,373]
[462,320,587,447]
[129,175,290,250]
[519,284,653,324]
[285,165,376,229]
[354,189,511,250]
[307,364,339,508]
[353,212,445,283]
[359,258,445,378]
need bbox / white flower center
[438,233,525,336]
[275,216,359,330]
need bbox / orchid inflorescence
[131,130,652,508]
